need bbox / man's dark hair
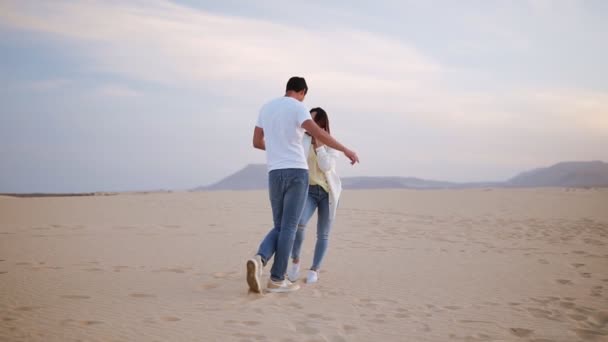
[286,76,308,94]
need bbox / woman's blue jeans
[291,184,333,271]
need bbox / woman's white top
[303,135,342,220]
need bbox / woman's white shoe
[306,270,318,283]
[287,263,300,282]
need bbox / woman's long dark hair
[310,107,330,135]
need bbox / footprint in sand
[162,316,181,322]
[154,267,189,274]
[589,311,608,326]
[342,324,358,335]
[287,302,304,310]
[212,271,238,279]
[202,283,219,290]
[567,313,587,321]
[571,263,586,268]
[556,279,573,285]
[583,238,605,246]
[112,266,130,272]
[129,293,156,298]
[44,266,63,270]
[232,332,266,340]
[15,306,41,312]
[307,313,332,320]
[81,320,103,326]
[60,295,91,300]
[445,306,462,310]
[330,335,348,342]
[394,309,410,318]
[295,322,321,334]
[241,320,261,326]
[509,328,533,338]
[114,226,137,230]
[590,286,603,297]
[559,301,576,309]
[527,308,553,319]
[572,329,608,340]
[0,271,7,275]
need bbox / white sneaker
[246,255,263,293]
[287,262,300,282]
[266,279,300,293]
[306,270,319,284]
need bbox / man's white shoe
[246,255,263,293]
[266,279,300,293]
[306,270,319,284]
[287,262,300,282]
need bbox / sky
[1,0,607,193]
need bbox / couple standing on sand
[246,76,359,293]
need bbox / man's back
[256,96,311,171]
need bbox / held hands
[344,148,359,165]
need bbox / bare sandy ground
[0,188,607,341]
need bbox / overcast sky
[1,0,607,193]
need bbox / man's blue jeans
[257,168,309,281]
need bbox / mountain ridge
[194,161,608,191]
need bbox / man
[247,76,359,293]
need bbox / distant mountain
[506,161,608,187]
[194,161,608,191]
[193,164,267,191]
[341,177,459,189]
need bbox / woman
[287,107,342,284]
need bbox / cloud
[16,79,72,92]
[0,1,439,85]
[2,1,605,132]
[94,84,142,99]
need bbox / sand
[0,188,607,341]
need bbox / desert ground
[0,188,607,341]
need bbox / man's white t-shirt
[256,96,312,171]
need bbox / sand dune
[0,189,607,341]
